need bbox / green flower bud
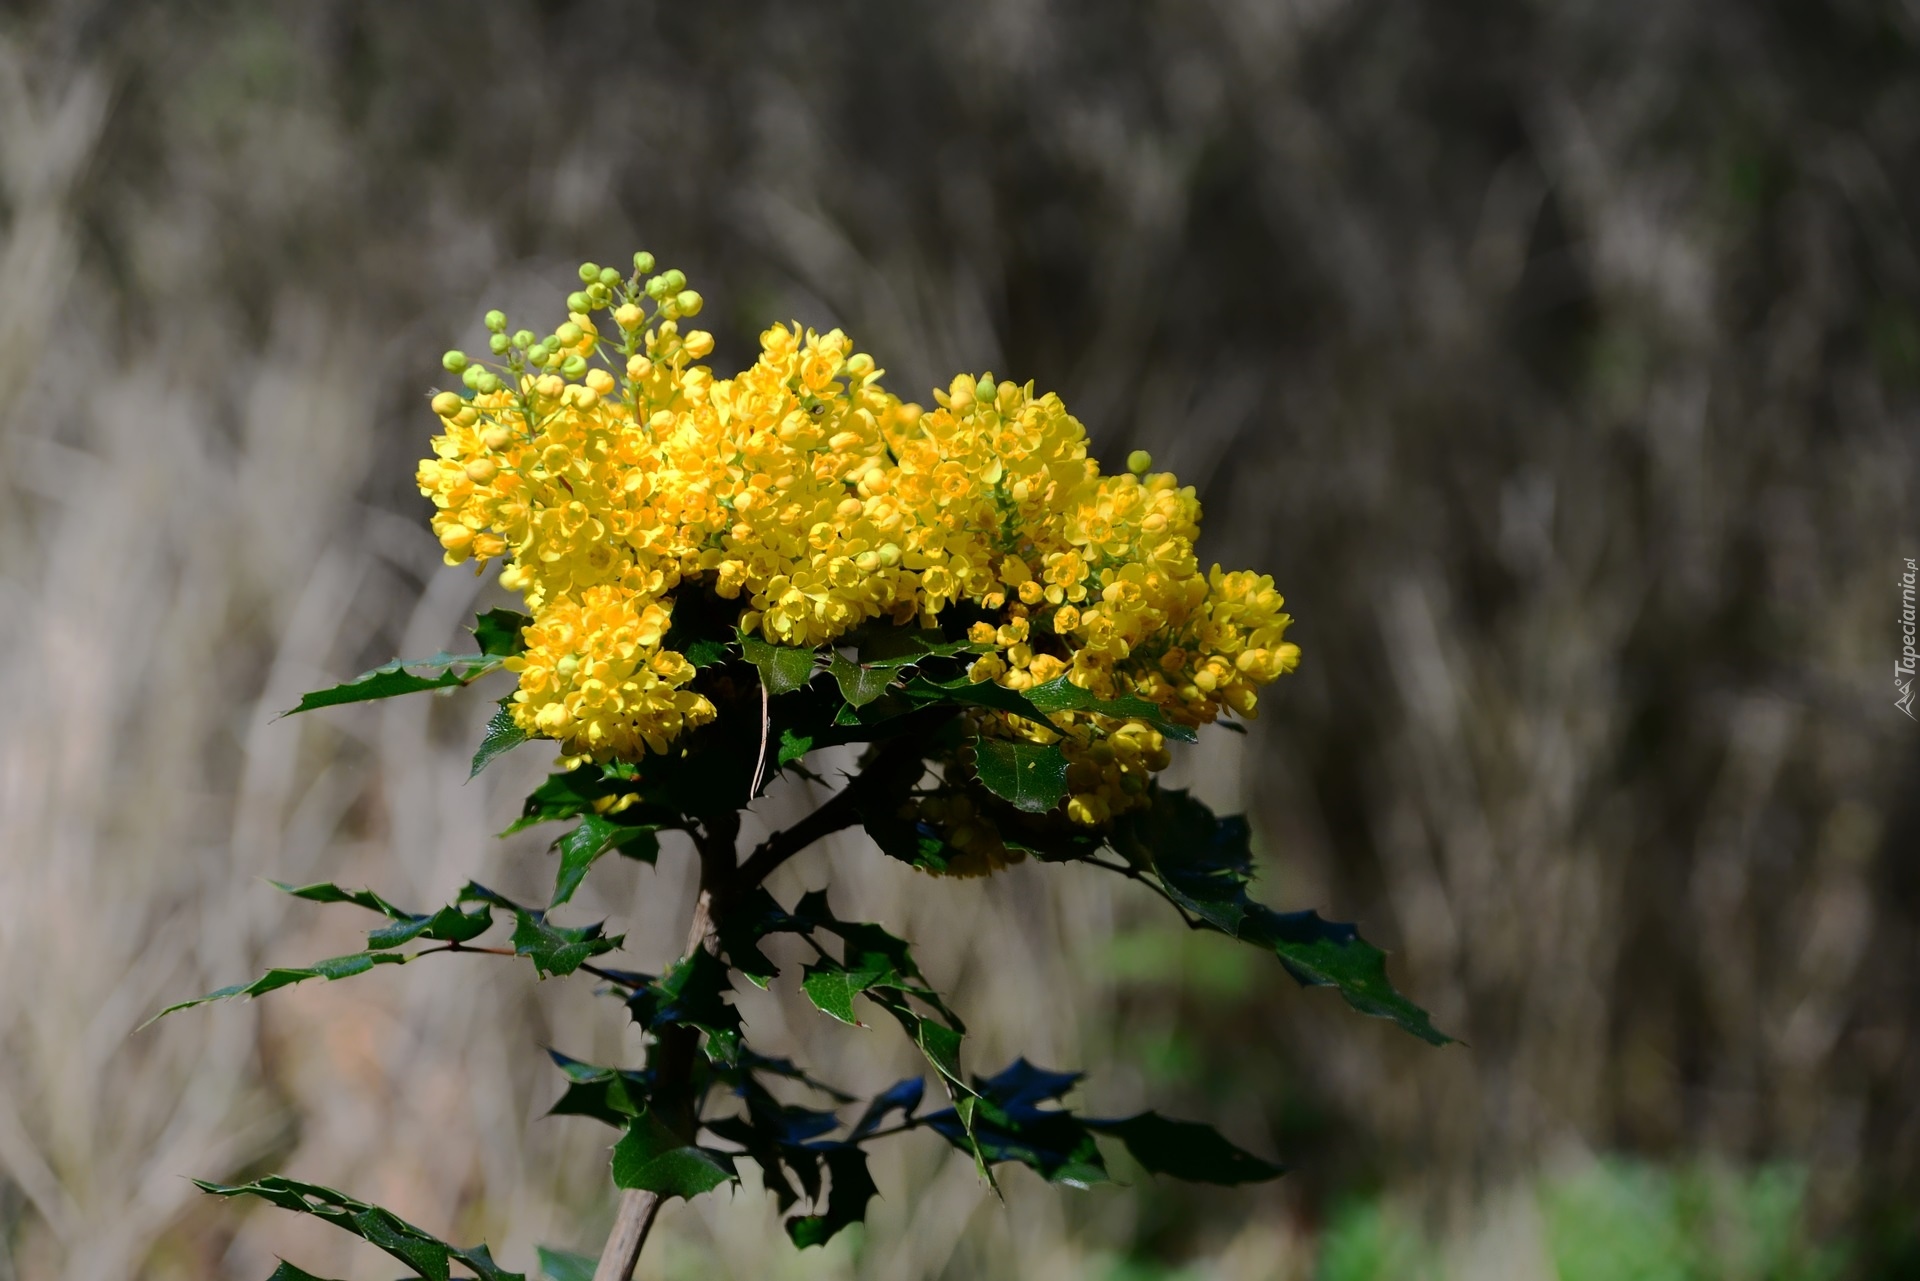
[483,309,507,333]
[578,262,600,283]
[460,363,483,389]
[644,275,669,300]
[555,322,583,345]
[488,332,511,354]
[598,266,622,288]
[633,251,655,274]
[474,371,502,394]
[512,329,536,349]
[587,282,612,306]
[561,353,588,379]
[1127,450,1153,475]
[674,289,703,317]
[660,268,687,293]
[566,290,593,313]
[442,350,469,373]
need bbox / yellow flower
[418,254,1300,803]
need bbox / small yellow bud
[555,322,583,345]
[584,368,618,396]
[465,459,498,483]
[430,391,464,418]
[674,289,703,316]
[614,303,643,330]
[683,331,715,359]
[481,426,512,450]
[442,350,469,373]
[626,354,653,380]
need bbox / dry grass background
[1,1,1917,1278]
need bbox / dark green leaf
[922,1059,1106,1188]
[270,880,407,918]
[1021,675,1198,742]
[777,726,814,766]
[264,1264,345,1281]
[902,674,1037,718]
[470,703,529,779]
[283,652,504,716]
[850,627,980,666]
[196,1176,523,1281]
[1112,789,1450,1045]
[148,950,411,1022]
[365,902,493,950]
[786,1146,877,1248]
[850,1077,924,1138]
[1086,1112,1284,1185]
[740,634,818,696]
[684,637,731,667]
[829,651,896,707]
[550,813,640,907]
[509,907,620,978]
[626,950,743,1064]
[472,608,533,658]
[545,1050,653,1127]
[536,1246,597,1281]
[611,1110,735,1199]
[971,737,1069,813]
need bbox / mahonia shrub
[159,252,1447,1281]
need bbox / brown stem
[589,773,876,1280]
[592,868,717,1281]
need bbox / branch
[726,782,864,896]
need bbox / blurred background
[2,1,1917,1277]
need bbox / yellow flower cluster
[417,254,1299,823]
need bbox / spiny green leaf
[786,1147,878,1248]
[508,908,620,978]
[536,1246,597,1281]
[472,608,533,657]
[741,634,818,696]
[470,703,529,778]
[1021,675,1198,742]
[611,1109,735,1199]
[1112,789,1450,1045]
[270,880,407,918]
[850,1076,925,1138]
[1085,1112,1284,1185]
[364,902,493,950]
[545,1050,652,1127]
[800,963,866,1025]
[148,951,411,1022]
[778,726,815,766]
[626,949,743,1064]
[196,1176,523,1281]
[971,737,1069,813]
[922,1058,1105,1188]
[283,651,504,716]
[549,813,657,907]
[829,651,897,707]
[850,627,980,666]
[264,1263,345,1281]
